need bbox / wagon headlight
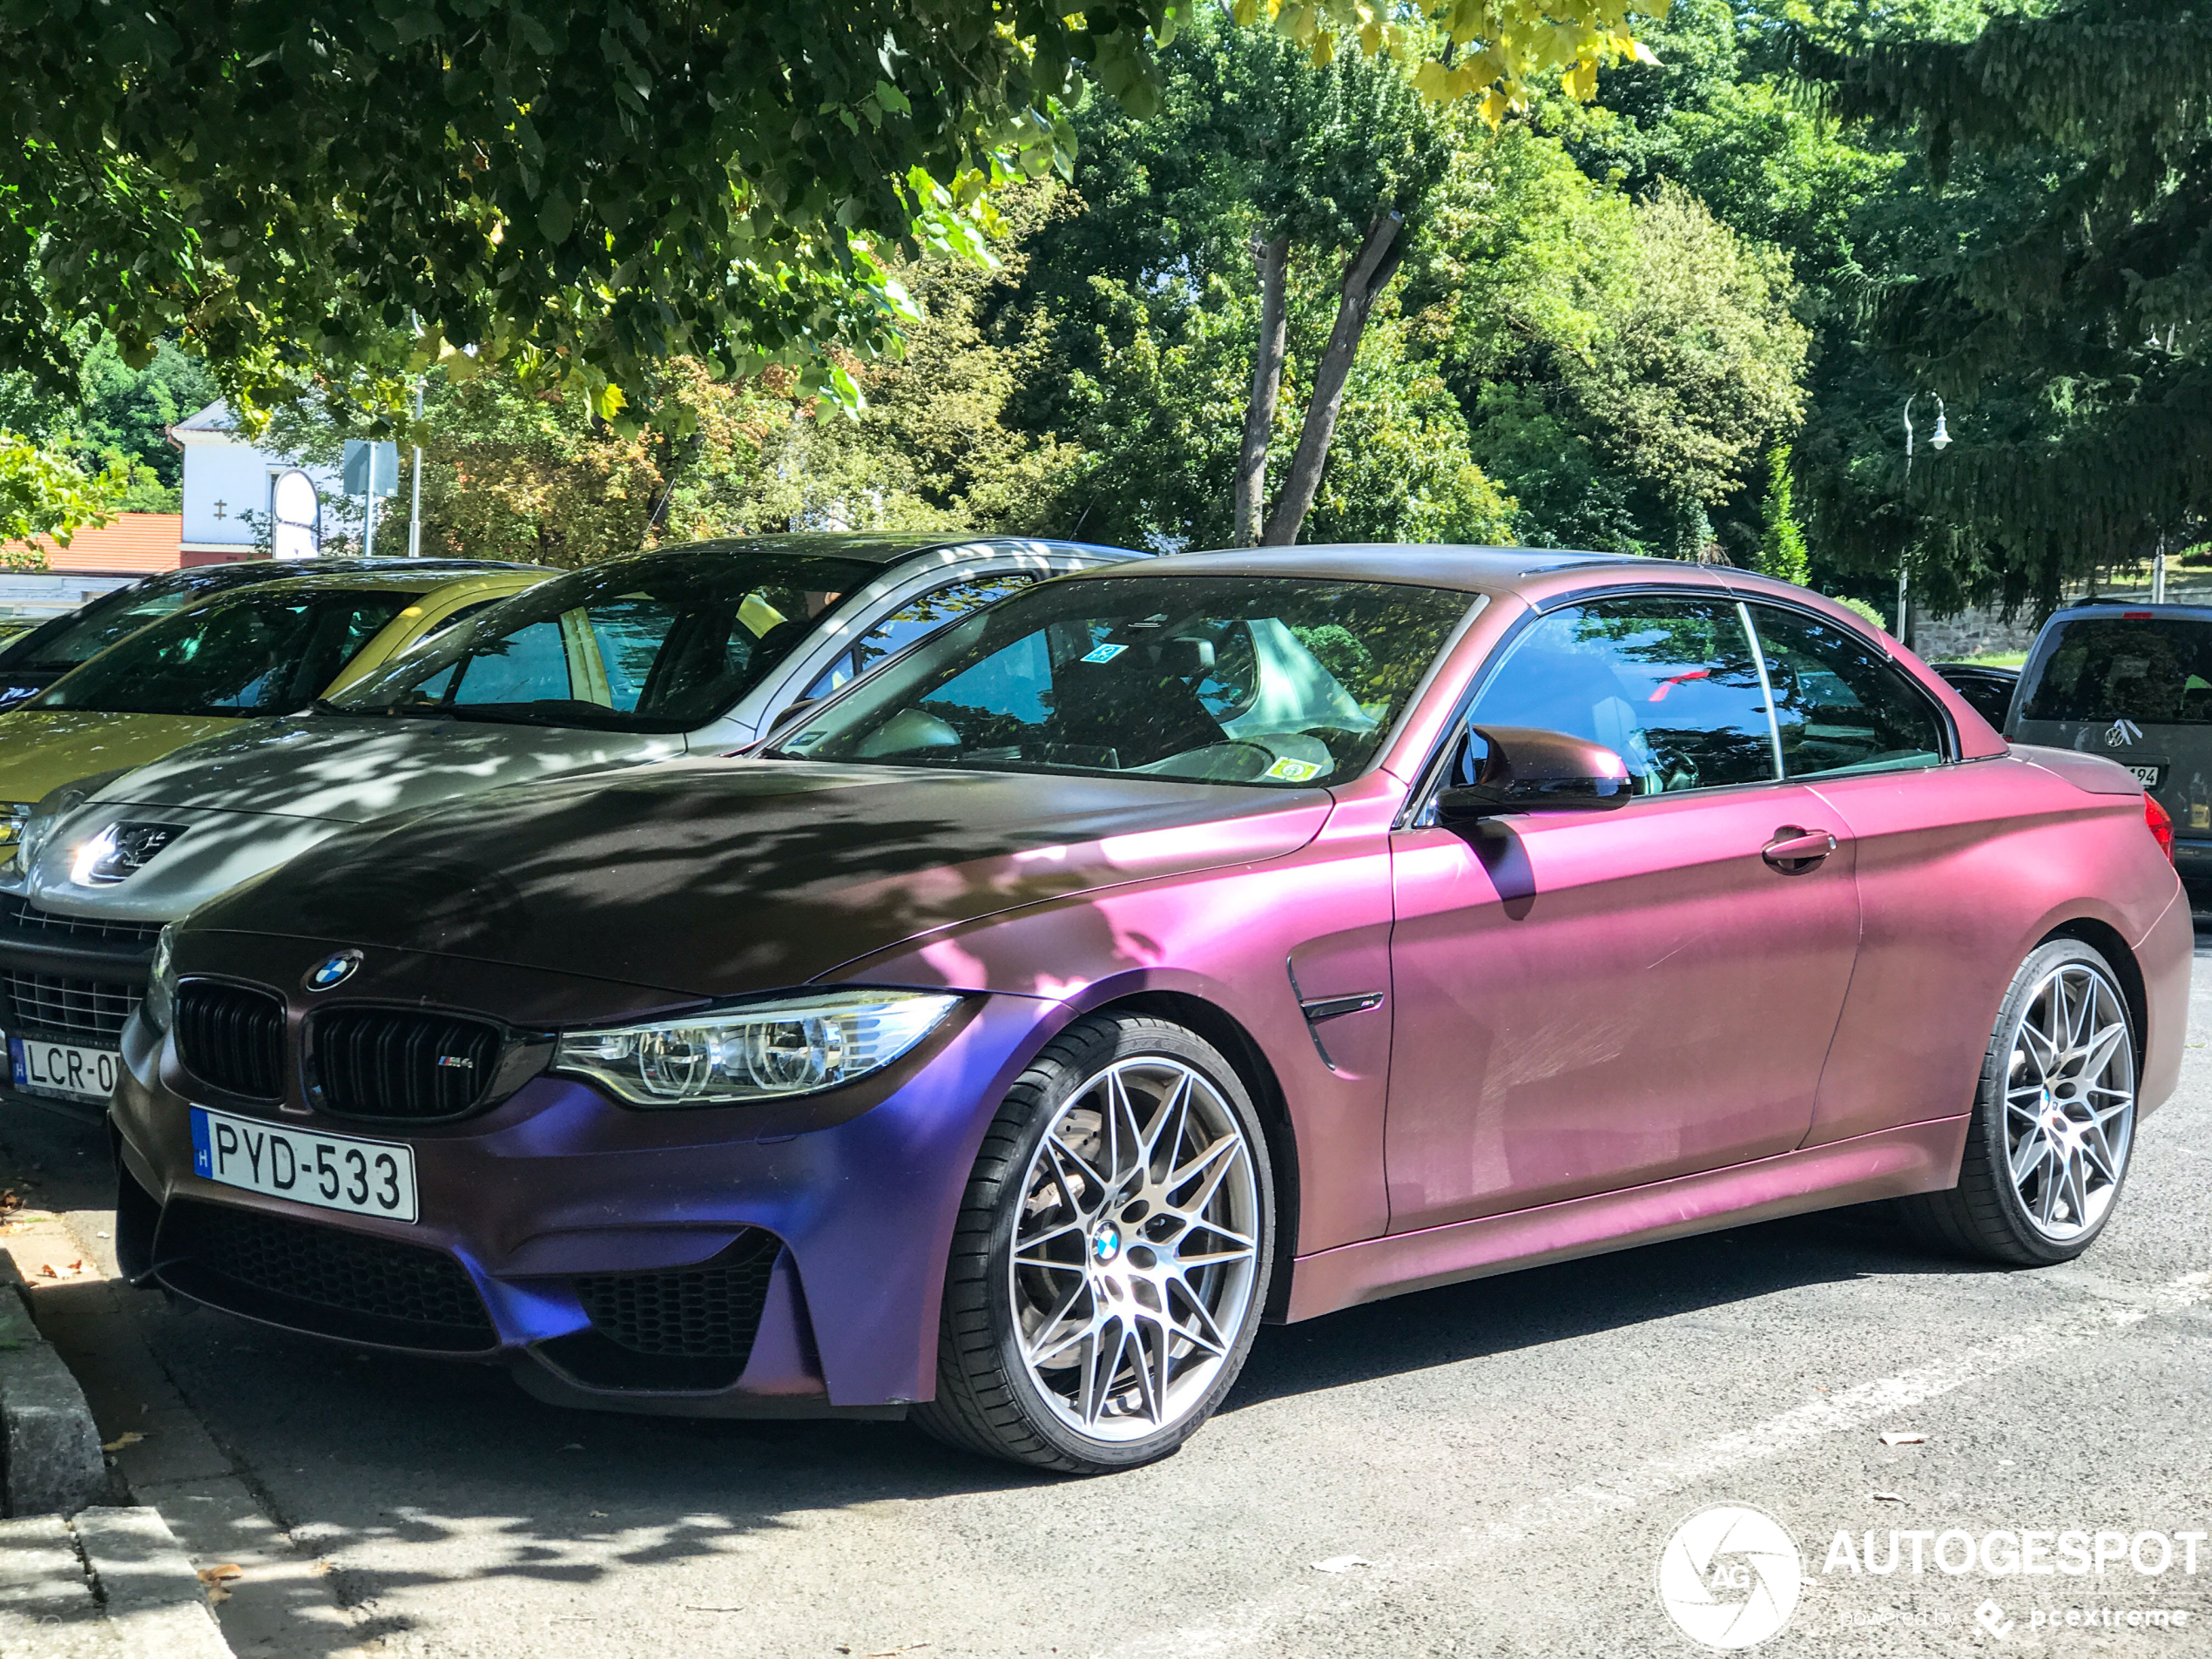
[0,800,35,853]
[144,924,178,1034]
[553,988,962,1107]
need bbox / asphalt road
[7,932,2212,1659]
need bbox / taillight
[2145,792,2175,863]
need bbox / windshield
[31,586,421,717]
[324,549,880,732]
[0,575,231,672]
[2020,617,2212,726]
[773,574,1472,786]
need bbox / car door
[1384,591,1864,1232]
[1739,600,1990,1148]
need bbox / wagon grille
[155,1197,496,1352]
[1,970,141,1046]
[175,981,286,1099]
[0,897,165,942]
[311,1008,503,1121]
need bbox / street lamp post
[1899,392,1952,644]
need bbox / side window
[416,597,507,643]
[448,617,575,705]
[804,572,1039,703]
[1750,605,1947,777]
[588,594,685,712]
[1466,596,1777,793]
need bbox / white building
[169,400,343,559]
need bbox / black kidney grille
[572,1232,779,1359]
[312,1008,502,1121]
[175,981,286,1099]
[157,1197,495,1351]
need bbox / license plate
[190,1107,418,1224]
[2127,763,2165,788]
[10,1035,120,1103]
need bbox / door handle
[1763,826,1838,873]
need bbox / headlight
[0,801,35,852]
[553,988,961,1108]
[143,925,178,1034]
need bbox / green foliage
[0,432,122,559]
[0,0,1660,433]
[1758,445,1809,583]
[1796,0,2212,614]
[1833,594,1887,632]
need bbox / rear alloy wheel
[914,1014,1273,1474]
[1900,940,2138,1265]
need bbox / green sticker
[1264,757,1324,783]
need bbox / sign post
[341,440,400,557]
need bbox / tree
[0,1,1658,431]
[0,434,122,559]
[1799,0,2212,613]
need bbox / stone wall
[1906,604,2041,663]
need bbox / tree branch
[1261,211,1403,546]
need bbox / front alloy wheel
[915,1014,1274,1473]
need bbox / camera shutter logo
[1657,1503,1803,1649]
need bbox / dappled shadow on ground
[9,1097,1990,1658]
[1229,1203,1967,1409]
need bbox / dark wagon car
[2009,603,2212,882]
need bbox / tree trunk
[1260,211,1404,547]
[1232,233,1291,547]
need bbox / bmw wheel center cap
[304,949,363,993]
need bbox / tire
[1898,939,2139,1266]
[912,1013,1275,1474]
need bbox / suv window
[1748,605,1947,776]
[1466,596,1775,793]
[2019,617,2212,726]
[803,572,1039,702]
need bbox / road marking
[1120,1268,2212,1659]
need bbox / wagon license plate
[190,1107,418,1224]
[10,1035,121,1103]
[2126,762,2165,788]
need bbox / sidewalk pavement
[2,1096,369,1658]
[0,1505,233,1659]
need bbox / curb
[0,1506,234,1659]
[0,1254,105,1518]
[76,1506,235,1659]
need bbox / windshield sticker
[1081,643,1128,664]
[1264,757,1324,783]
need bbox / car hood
[0,710,240,807]
[189,759,1332,998]
[21,717,689,924]
[90,714,685,821]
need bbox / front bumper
[111,988,1062,1414]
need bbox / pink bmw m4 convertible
[118,546,2186,1474]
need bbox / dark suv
[2010,603,2212,881]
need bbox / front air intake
[174,981,286,1100]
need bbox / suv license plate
[10,1035,120,1103]
[2127,763,2166,788]
[190,1107,418,1223]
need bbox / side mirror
[1435,725,1635,825]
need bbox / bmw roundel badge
[304,949,363,993]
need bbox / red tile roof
[3,513,184,575]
